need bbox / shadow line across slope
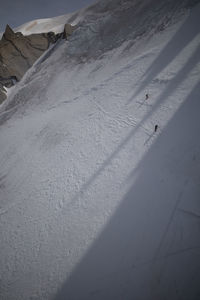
[54,76,200,299]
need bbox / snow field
[0,1,200,299]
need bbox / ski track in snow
[0,1,200,299]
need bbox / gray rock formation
[0,84,6,104]
[63,23,77,39]
[0,25,62,104]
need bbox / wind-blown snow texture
[0,0,200,299]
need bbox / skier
[154,124,158,132]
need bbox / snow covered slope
[0,1,95,37]
[0,0,200,299]
[15,10,82,35]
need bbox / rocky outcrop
[0,84,6,104]
[0,25,62,104]
[63,23,77,39]
[0,22,77,104]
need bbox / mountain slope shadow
[130,2,200,101]
[54,81,200,300]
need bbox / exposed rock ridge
[0,23,76,104]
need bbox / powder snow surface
[0,0,200,299]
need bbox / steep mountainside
[0,0,200,299]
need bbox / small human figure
[145,93,149,100]
[154,124,158,132]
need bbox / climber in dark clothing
[145,93,149,100]
[154,124,158,132]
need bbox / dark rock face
[0,84,7,104]
[0,25,61,104]
[63,23,77,39]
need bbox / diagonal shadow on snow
[53,81,200,299]
[65,38,200,212]
[129,3,200,102]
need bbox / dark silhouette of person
[154,124,158,132]
[145,93,149,100]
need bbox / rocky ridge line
[0,23,76,104]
